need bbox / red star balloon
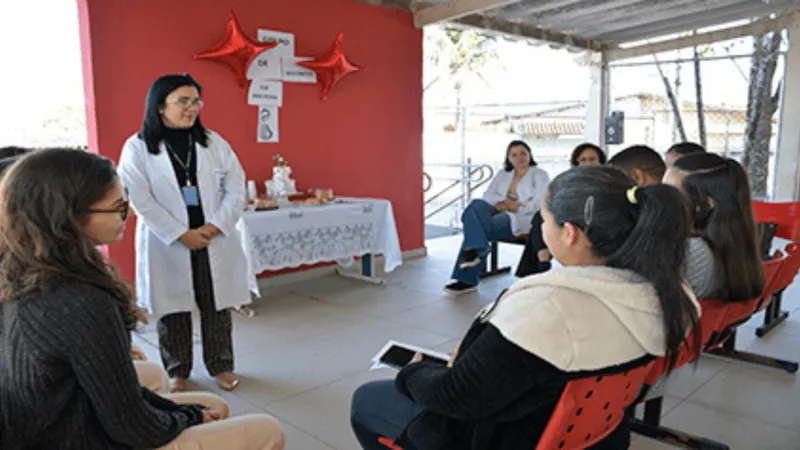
[194,11,277,87]
[298,33,364,101]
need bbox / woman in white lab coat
[444,140,550,295]
[118,74,250,392]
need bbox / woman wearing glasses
[118,74,250,392]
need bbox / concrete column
[584,50,610,149]
[774,14,800,200]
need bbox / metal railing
[423,159,494,221]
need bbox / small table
[238,197,402,296]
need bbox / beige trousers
[133,357,285,450]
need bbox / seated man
[607,145,666,186]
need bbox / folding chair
[480,234,528,279]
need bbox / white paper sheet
[257,29,295,57]
[248,80,283,106]
[281,57,318,84]
[247,52,282,80]
[257,106,279,143]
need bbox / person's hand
[198,224,222,240]
[410,352,423,364]
[131,347,147,361]
[202,409,223,423]
[178,229,211,250]
[134,305,149,325]
[504,199,524,212]
[493,202,508,212]
[447,342,462,368]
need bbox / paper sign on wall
[281,57,318,84]
[247,52,282,80]
[248,80,283,106]
[258,106,279,143]
[257,29,295,57]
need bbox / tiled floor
[133,235,800,450]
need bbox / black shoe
[444,281,478,296]
[459,249,481,269]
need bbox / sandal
[215,372,240,391]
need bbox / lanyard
[166,134,194,187]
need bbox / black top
[163,127,205,229]
[0,282,205,449]
[394,315,652,450]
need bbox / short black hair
[503,140,537,172]
[667,142,706,156]
[570,142,607,167]
[607,145,666,181]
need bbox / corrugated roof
[359,0,800,59]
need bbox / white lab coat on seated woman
[482,165,550,235]
[118,130,251,319]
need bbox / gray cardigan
[0,282,204,449]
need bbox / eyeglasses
[167,97,205,110]
[88,200,130,221]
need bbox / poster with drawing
[257,106,279,143]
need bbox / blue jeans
[451,199,514,286]
[351,380,423,450]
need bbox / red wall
[77,0,424,281]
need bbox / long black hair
[570,142,607,167]
[0,148,137,330]
[547,165,699,369]
[672,153,764,303]
[138,73,209,154]
[503,140,537,172]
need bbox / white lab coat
[482,166,550,235]
[118,130,251,319]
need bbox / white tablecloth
[238,197,402,295]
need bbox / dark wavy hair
[138,73,209,155]
[570,142,607,167]
[503,140,537,172]
[672,153,764,303]
[547,165,699,369]
[0,149,137,331]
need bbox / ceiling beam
[607,10,796,61]
[452,14,605,51]
[490,0,585,20]
[413,0,523,28]
[591,0,792,41]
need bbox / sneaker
[444,281,477,296]
[459,249,482,269]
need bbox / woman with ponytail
[350,165,700,450]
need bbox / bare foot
[215,372,240,391]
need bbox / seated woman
[445,140,550,295]
[353,165,701,450]
[663,153,764,301]
[0,148,285,450]
[516,142,606,277]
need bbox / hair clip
[583,195,595,228]
[626,186,638,204]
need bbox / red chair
[751,200,800,241]
[751,201,800,336]
[378,364,654,450]
[703,253,798,373]
[755,242,800,337]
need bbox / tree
[743,30,783,198]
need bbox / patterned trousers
[158,248,234,378]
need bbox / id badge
[181,185,200,206]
